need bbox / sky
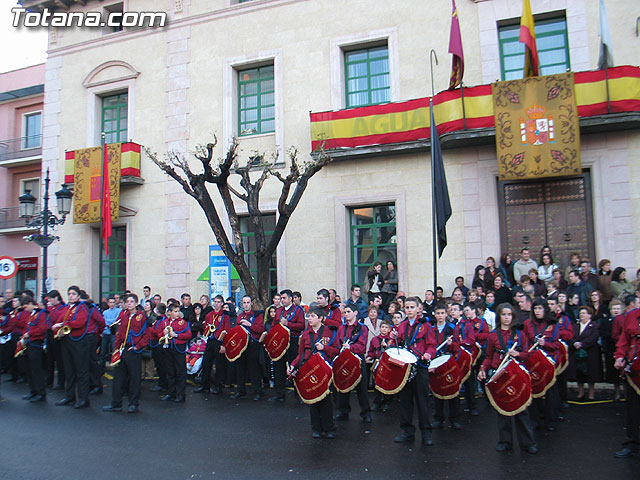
[0,2,48,73]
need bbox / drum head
[386,347,418,364]
[429,355,462,400]
[429,354,451,369]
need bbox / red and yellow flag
[101,141,113,255]
[519,0,538,77]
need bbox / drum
[374,347,418,395]
[264,323,290,361]
[332,349,363,393]
[429,354,462,400]
[223,325,250,362]
[625,356,640,396]
[110,348,123,367]
[471,342,482,366]
[555,341,569,375]
[456,347,473,383]
[294,353,333,404]
[525,349,556,398]
[486,358,532,416]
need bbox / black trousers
[26,344,46,396]
[557,371,568,402]
[61,334,93,402]
[399,368,432,435]
[310,395,335,433]
[463,369,476,409]
[49,337,66,386]
[337,359,371,417]
[624,383,640,446]
[235,341,263,395]
[112,349,142,407]
[434,396,460,421]
[89,335,102,389]
[151,347,168,389]
[273,336,300,396]
[199,338,225,389]
[530,383,560,428]
[5,334,26,379]
[165,347,186,397]
[497,409,536,448]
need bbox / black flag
[430,103,452,257]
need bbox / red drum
[456,347,473,383]
[486,358,532,416]
[429,354,462,400]
[374,347,418,395]
[14,340,26,358]
[525,349,556,398]
[294,353,333,404]
[332,349,363,393]
[471,342,482,366]
[110,348,123,367]
[223,325,250,362]
[625,356,640,396]
[264,323,290,361]
[555,341,569,375]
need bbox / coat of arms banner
[492,72,581,181]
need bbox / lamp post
[19,167,72,300]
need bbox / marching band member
[465,302,489,406]
[316,289,341,329]
[547,295,573,408]
[103,293,151,413]
[0,296,23,382]
[390,296,436,446]
[53,286,91,409]
[366,319,395,412]
[81,293,106,396]
[46,290,67,389]
[158,303,192,402]
[230,295,265,401]
[194,295,231,395]
[334,304,372,423]
[613,293,640,458]
[287,305,339,439]
[478,303,537,454]
[431,304,461,430]
[453,303,477,416]
[149,303,169,393]
[270,289,305,402]
[21,296,51,403]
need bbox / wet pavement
[0,377,638,480]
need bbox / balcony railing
[0,205,39,231]
[0,135,43,162]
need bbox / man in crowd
[513,248,538,283]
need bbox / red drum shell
[294,353,333,404]
[429,355,462,400]
[332,349,363,393]
[223,325,250,362]
[626,356,640,396]
[486,359,532,416]
[456,347,473,383]
[264,323,290,361]
[374,350,413,395]
[555,341,569,375]
[525,349,556,398]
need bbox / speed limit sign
[0,256,18,280]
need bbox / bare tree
[146,137,331,309]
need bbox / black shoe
[30,394,45,403]
[52,384,64,391]
[22,393,35,401]
[230,392,246,399]
[421,432,433,446]
[73,400,90,409]
[560,401,570,410]
[102,404,123,412]
[193,386,210,394]
[311,431,322,439]
[160,394,176,401]
[615,447,635,458]
[523,444,538,454]
[128,405,139,413]
[55,397,74,406]
[394,433,415,443]
[150,385,165,392]
[89,387,103,395]
[431,420,443,429]
[253,394,263,401]
[15,378,26,384]
[450,421,462,430]
[325,431,336,439]
[470,409,479,416]
[362,414,372,423]
[495,442,512,452]
[333,413,349,421]
[211,386,221,395]
[268,395,285,402]
[174,395,186,403]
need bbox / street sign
[0,256,19,280]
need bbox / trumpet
[203,322,216,338]
[14,333,28,358]
[159,326,175,345]
[53,324,71,339]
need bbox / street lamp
[19,167,72,299]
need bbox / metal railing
[0,205,39,230]
[0,135,42,162]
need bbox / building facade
[19,0,640,302]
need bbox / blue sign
[209,245,231,301]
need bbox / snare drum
[486,358,532,416]
[374,347,418,395]
[525,349,556,398]
[429,354,462,400]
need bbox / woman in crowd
[199,295,213,316]
[528,269,546,297]
[485,257,499,291]
[366,261,384,302]
[472,265,487,291]
[610,267,636,299]
[381,260,398,309]
[588,290,609,325]
[484,290,497,313]
[599,299,624,401]
[567,293,581,321]
[144,299,157,325]
[552,268,568,291]
[498,253,515,288]
[492,274,512,305]
[631,268,640,290]
[597,259,614,303]
[538,254,557,285]
[191,303,206,339]
[568,306,602,401]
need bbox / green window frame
[238,65,275,136]
[101,226,126,297]
[239,214,277,299]
[498,17,570,81]
[101,93,128,144]
[344,45,390,108]
[350,204,396,287]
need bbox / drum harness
[300,325,337,368]
[400,319,428,368]
[489,328,523,378]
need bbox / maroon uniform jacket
[237,310,265,341]
[58,302,91,339]
[432,322,460,356]
[114,310,151,353]
[396,318,436,360]
[87,305,106,337]
[291,325,339,369]
[613,310,635,345]
[322,304,342,329]
[368,333,396,360]
[204,309,232,341]
[1,308,21,334]
[150,315,167,346]
[337,321,369,357]
[614,308,640,363]
[555,311,574,342]
[49,303,67,327]
[470,317,490,347]
[524,318,562,362]
[275,304,306,338]
[453,319,476,349]
[15,309,30,335]
[481,328,530,372]
[25,309,51,343]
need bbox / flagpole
[430,49,438,292]
[99,132,105,300]
[460,82,467,130]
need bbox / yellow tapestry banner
[73,144,121,224]
[492,72,581,181]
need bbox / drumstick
[496,341,519,373]
[435,336,452,354]
[527,335,542,353]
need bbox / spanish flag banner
[73,144,121,224]
[492,72,581,181]
[65,141,141,185]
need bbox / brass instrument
[14,333,28,358]
[53,324,71,339]
[159,325,175,345]
[203,322,216,338]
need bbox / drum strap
[496,329,519,354]
[69,304,90,342]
